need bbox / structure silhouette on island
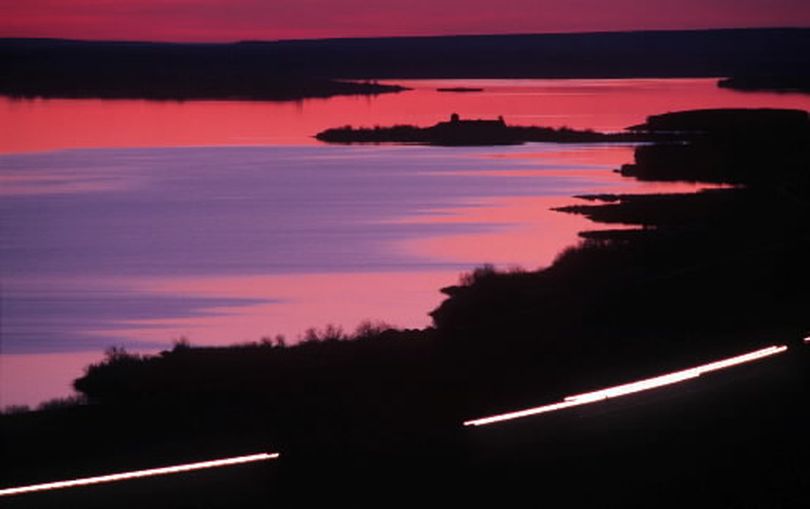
[316,113,671,145]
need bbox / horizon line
[2,25,809,46]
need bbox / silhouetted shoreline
[718,75,810,94]
[2,107,808,508]
[0,71,407,101]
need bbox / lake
[2,78,809,407]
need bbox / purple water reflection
[1,144,631,349]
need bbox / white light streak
[0,452,280,497]
[803,336,810,344]
[464,345,787,427]
[563,370,700,403]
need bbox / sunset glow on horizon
[0,0,808,43]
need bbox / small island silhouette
[436,87,484,92]
[315,113,672,145]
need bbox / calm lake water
[2,78,809,407]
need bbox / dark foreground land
[2,28,810,100]
[2,108,809,507]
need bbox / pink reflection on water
[481,144,647,167]
[393,195,604,268]
[404,79,810,133]
[395,188,714,268]
[0,351,104,408]
[395,147,725,268]
[87,272,459,347]
[4,78,810,154]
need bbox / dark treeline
[0,40,404,100]
[2,109,809,507]
[2,28,810,99]
[252,28,810,79]
[0,39,407,100]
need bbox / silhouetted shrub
[301,324,349,343]
[354,320,395,339]
[36,395,86,412]
[2,404,31,415]
[171,337,192,352]
[459,264,498,286]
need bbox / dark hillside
[2,28,810,99]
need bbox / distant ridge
[236,26,810,43]
[2,28,809,100]
[6,26,807,45]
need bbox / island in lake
[437,87,484,92]
[315,113,674,145]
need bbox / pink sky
[0,0,809,42]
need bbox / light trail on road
[463,345,788,427]
[0,452,280,497]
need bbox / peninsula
[718,75,810,95]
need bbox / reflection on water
[1,78,807,407]
[0,143,710,407]
[100,271,458,346]
[0,352,104,408]
[3,78,810,154]
[1,144,646,354]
